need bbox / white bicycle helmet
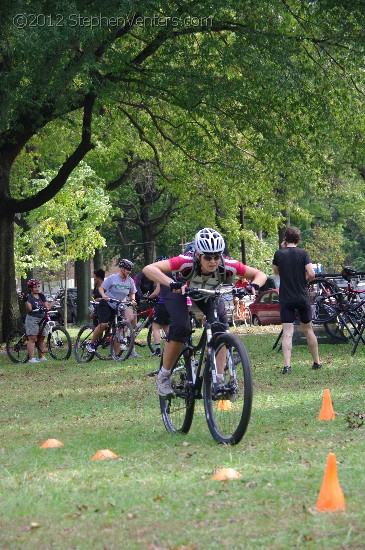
[194,228,225,255]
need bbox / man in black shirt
[272,226,322,374]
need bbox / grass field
[0,327,364,549]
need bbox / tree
[2,0,365,340]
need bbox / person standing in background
[272,226,322,374]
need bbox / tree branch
[0,94,96,215]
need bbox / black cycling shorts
[280,299,312,324]
[153,302,171,326]
[97,301,115,324]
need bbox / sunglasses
[202,254,221,261]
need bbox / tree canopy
[1,0,365,338]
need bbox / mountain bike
[6,307,72,363]
[74,299,135,363]
[133,299,166,357]
[158,286,253,445]
[308,275,365,350]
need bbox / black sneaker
[281,366,291,374]
[152,349,162,357]
[312,362,322,370]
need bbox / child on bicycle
[23,279,57,363]
[143,228,267,397]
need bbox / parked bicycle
[308,271,365,354]
[74,299,135,363]
[6,307,72,363]
[133,298,166,357]
[158,285,253,445]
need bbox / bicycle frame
[178,286,241,397]
[134,305,155,336]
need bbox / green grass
[0,329,364,549]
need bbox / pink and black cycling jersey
[168,254,247,292]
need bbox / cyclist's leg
[25,315,40,361]
[89,302,111,346]
[27,335,37,360]
[156,292,190,396]
[298,299,321,366]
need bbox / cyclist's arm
[244,266,267,289]
[143,259,176,287]
[98,285,109,300]
[25,299,32,313]
[305,263,316,282]
[148,283,160,300]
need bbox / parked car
[249,289,281,326]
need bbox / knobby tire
[203,333,253,445]
[159,347,195,434]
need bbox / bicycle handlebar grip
[169,281,184,291]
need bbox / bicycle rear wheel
[6,330,29,363]
[159,348,195,434]
[203,333,253,445]
[74,325,94,363]
[110,321,134,361]
[308,278,342,324]
[48,326,72,360]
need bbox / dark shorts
[280,299,312,324]
[153,302,171,326]
[164,293,228,344]
[97,301,115,324]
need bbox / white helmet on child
[194,228,225,255]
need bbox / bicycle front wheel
[110,321,135,361]
[203,333,253,445]
[6,330,29,363]
[159,348,195,434]
[48,326,72,360]
[74,325,94,363]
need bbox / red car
[249,289,281,326]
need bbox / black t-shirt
[273,247,311,303]
[27,293,47,318]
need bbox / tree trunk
[75,258,91,325]
[278,209,290,247]
[0,213,19,340]
[93,248,104,271]
[239,204,246,264]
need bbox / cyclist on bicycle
[86,259,138,356]
[148,256,172,357]
[143,228,267,397]
[23,279,57,363]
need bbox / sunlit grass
[0,331,364,549]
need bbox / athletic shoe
[157,371,174,398]
[281,366,292,374]
[28,358,40,363]
[312,362,322,370]
[38,357,47,362]
[152,350,161,357]
[86,343,96,353]
[130,349,141,358]
[120,344,127,351]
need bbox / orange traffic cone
[92,449,118,460]
[217,399,232,411]
[318,388,335,421]
[315,453,345,511]
[39,438,63,449]
[211,467,242,480]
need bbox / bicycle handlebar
[185,285,247,298]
